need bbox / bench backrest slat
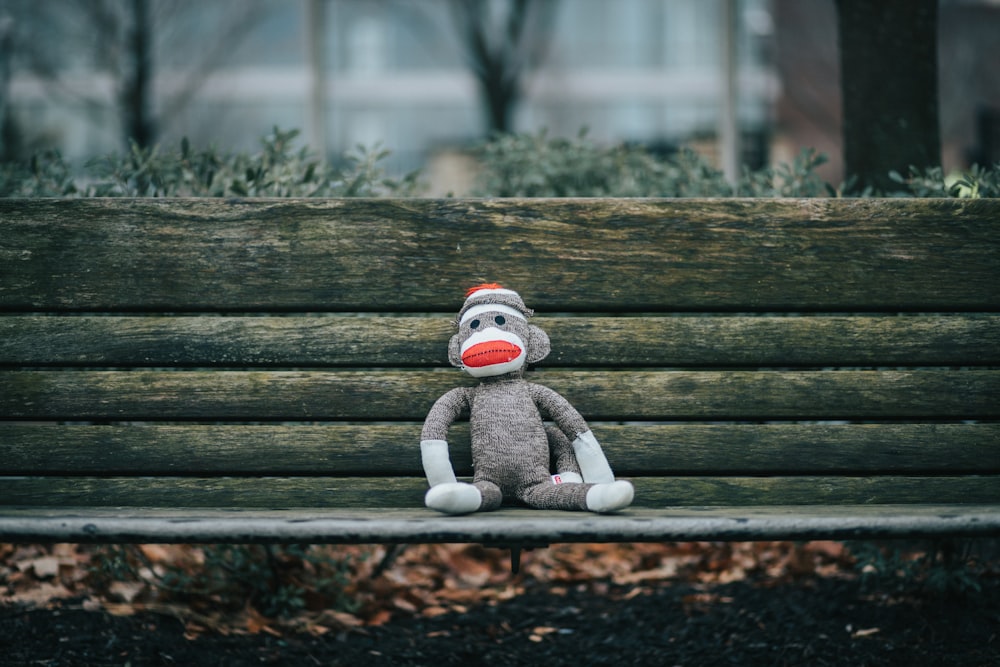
[3,199,998,312]
[3,315,999,367]
[3,369,1000,421]
[3,475,999,509]
[2,423,996,476]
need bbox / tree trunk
[123,0,155,149]
[481,62,517,136]
[450,0,557,137]
[0,15,14,160]
[836,0,940,192]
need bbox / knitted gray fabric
[420,284,606,511]
[421,378,591,510]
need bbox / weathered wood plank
[2,506,999,544]
[3,315,999,367]
[0,476,419,508]
[2,423,997,476]
[3,197,997,543]
[633,476,1000,507]
[3,198,998,312]
[2,475,998,508]
[4,369,998,421]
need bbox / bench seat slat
[3,199,999,313]
[5,369,999,421]
[2,423,997,476]
[4,315,999,367]
[1,506,998,544]
[3,475,998,508]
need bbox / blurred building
[2,0,997,192]
[2,0,773,190]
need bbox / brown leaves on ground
[1,540,859,637]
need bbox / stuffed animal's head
[448,283,551,378]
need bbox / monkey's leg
[521,478,634,513]
[474,480,504,511]
[545,424,582,480]
[520,480,591,511]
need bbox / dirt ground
[2,542,998,666]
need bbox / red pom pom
[465,283,505,297]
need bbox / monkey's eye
[495,315,506,325]
[469,319,481,329]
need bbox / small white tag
[551,474,563,484]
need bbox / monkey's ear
[527,324,551,364]
[447,333,464,367]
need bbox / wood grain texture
[2,475,998,508]
[2,423,997,476]
[3,197,998,542]
[3,198,998,312]
[3,314,999,367]
[2,506,998,543]
[4,369,998,420]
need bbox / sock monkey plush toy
[420,283,634,515]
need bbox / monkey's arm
[529,383,616,484]
[545,424,583,481]
[420,387,471,486]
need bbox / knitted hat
[457,283,533,327]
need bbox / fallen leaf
[108,580,145,603]
[103,603,138,617]
[808,541,847,559]
[421,605,449,618]
[622,587,645,601]
[393,597,418,614]
[138,544,172,564]
[1,581,74,606]
[315,609,363,629]
[25,556,60,579]
[366,609,393,626]
[183,621,206,640]
[613,562,679,585]
[81,598,103,612]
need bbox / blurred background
[1,0,997,195]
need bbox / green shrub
[0,149,82,197]
[472,129,733,197]
[4,127,998,199]
[737,147,835,197]
[889,162,1000,198]
[473,130,833,197]
[473,129,1000,199]
[0,127,423,198]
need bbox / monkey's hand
[572,430,616,484]
[421,439,482,514]
[425,483,482,514]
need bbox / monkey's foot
[425,482,482,515]
[585,480,634,513]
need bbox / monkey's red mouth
[461,341,523,368]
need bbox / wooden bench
[2,198,999,551]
